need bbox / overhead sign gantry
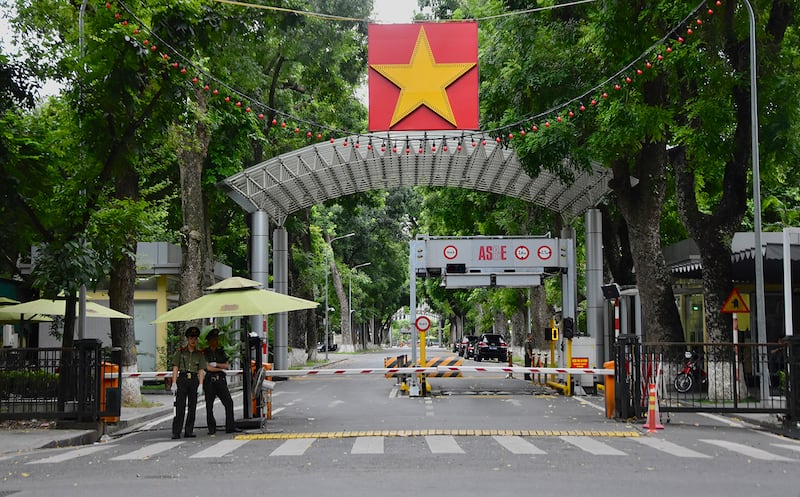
[408,234,578,395]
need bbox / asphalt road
[2,348,798,496]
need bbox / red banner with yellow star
[368,22,478,131]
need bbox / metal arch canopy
[217,131,612,222]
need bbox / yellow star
[371,26,476,128]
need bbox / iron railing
[0,339,121,422]
[614,336,791,418]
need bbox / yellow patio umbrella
[0,297,53,323]
[152,276,318,323]
[2,298,132,319]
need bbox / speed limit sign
[415,315,431,332]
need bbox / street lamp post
[324,232,355,360]
[349,262,371,350]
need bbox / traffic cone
[643,383,664,433]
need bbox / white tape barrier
[106,366,612,379]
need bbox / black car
[473,334,508,362]
[457,335,479,357]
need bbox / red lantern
[258,113,265,120]
[532,125,538,132]
[213,89,219,95]
[224,96,231,102]
[246,107,252,113]
[272,118,277,125]
[614,84,621,91]
[318,134,323,140]
[545,121,551,128]
[579,105,586,112]
[307,131,313,138]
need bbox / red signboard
[368,22,479,131]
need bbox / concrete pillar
[273,226,289,371]
[250,211,269,341]
[586,209,605,363]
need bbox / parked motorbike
[673,350,707,393]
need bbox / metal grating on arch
[218,131,612,223]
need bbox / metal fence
[0,339,121,422]
[614,336,793,419]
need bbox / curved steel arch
[218,131,612,223]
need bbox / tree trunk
[610,137,683,343]
[176,93,213,320]
[331,257,350,351]
[109,162,141,404]
[529,285,550,347]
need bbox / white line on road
[110,441,182,461]
[772,443,800,454]
[270,438,316,456]
[632,437,710,458]
[700,439,795,461]
[492,436,546,455]
[190,439,250,458]
[560,436,626,456]
[425,435,464,454]
[351,436,384,454]
[697,412,746,428]
[27,444,116,464]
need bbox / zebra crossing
[18,434,800,464]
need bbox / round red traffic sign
[514,245,530,260]
[537,245,553,260]
[443,245,458,260]
[415,315,431,332]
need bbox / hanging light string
[210,0,599,23]
[105,0,721,148]
[212,0,364,23]
[489,0,709,137]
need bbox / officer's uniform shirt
[171,347,207,380]
[204,347,229,382]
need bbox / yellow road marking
[236,429,639,440]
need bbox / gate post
[785,336,800,428]
[74,339,101,422]
[614,334,641,420]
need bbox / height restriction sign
[415,315,431,332]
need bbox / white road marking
[632,437,710,458]
[110,441,182,461]
[425,435,464,454]
[560,436,626,455]
[493,436,545,455]
[189,439,250,458]
[27,444,116,464]
[697,412,746,428]
[700,439,795,461]
[772,443,800,453]
[270,438,316,456]
[351,436,384,454]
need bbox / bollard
[603,360,615,419]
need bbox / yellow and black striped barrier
[384,355,409,378]
[423,356,463,377]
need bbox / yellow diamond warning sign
[721,289,750,314]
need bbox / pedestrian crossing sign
[721,289,750,314]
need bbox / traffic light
[562,317,575,340]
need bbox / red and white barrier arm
[437,366,614,376]
[108,367,439,379]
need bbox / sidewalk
[0,391,175,457]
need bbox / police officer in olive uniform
[203,328,240,434]
[171,326,206,439]
[524,333,535,381]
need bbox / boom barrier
[107,366,612,379]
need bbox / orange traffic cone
[643,383,664,433]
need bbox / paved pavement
[1,354,798,456]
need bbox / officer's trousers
[172,374,199,437]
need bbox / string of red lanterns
[104,0,723,153]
